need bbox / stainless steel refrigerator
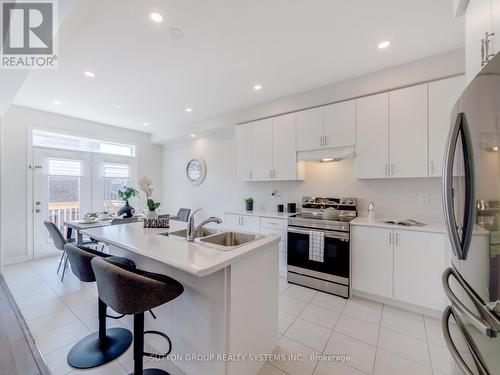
[442,52,500,374]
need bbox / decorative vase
[145,210,158,220]
[118,200,134,218]
[246,202,253,212]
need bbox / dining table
[64,219,114,245]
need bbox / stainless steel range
[287,196,357,298]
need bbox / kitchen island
[82,221,280,375]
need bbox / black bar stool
[64,244,136,369]
[91,257,184,375]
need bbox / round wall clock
[186,158,207,186]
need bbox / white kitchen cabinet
[355,93,389,179]
[296,107,324,151]
[260,218,288,278]
[323,100,356,148]
[466,0,495,82]
[272,113,299,180]
[235,124,252,181]
[351,226,394,298]
[428,76,465,177]
[389,84,428,178]
[251,118,273,180]
[224,213,260,233]
[393,230,447,310]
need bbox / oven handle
[288,227,349,241]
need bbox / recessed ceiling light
[321,158,334,162]
[150,12,163,23]
[143,122,149,127]
[84,71,95,78]
[185,107,193,112]
[378,40,391,49]
[253,84,262,91]
[190,134,196,138]
[116,105,123,110]
[52,100,61,105]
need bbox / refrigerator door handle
[442,267,498,337]
[443,306,490,375]
[442,112,476,260]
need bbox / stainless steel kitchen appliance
[442,53,500,374]
[287,196,357,298]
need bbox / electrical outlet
[418,193,430,205]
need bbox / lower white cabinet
[393,230,446,310]
[352,225,447,311]
[224,213,260,233]
[352,226,394,298]
[224,213,288,277]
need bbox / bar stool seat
[64,244,135,369]
[91,257,184,375]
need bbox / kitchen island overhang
[82,222,280,375]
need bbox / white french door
[33,148,92,258]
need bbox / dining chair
[44,221,75,281]
[171,208,191,222]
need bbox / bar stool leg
[67,299,132,369]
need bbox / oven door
[287,226,349,283]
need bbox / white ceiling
[13,0,464,136]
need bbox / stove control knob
[340,199,346,204]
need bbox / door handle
[35,201,41,205]
[35,209,41,213]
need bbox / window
[33,130,136,157]
[103,163,131,202]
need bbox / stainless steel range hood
[297,146,355,162]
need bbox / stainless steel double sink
[162,228,262,251]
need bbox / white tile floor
[3,257,461,375]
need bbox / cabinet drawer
[260,217,287,231]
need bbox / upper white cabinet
[428,76,466,177]
[296,101,356,151]
[296,107,324,151]
[251,119,273,180]
[323,101,356,148]
[389,84,428,178]
[355,93,389,179]
[235,124,252,181]
[465,0,498,82]
[235,115,304,182]
[273,113,299,180]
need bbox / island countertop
[82,221,279,277]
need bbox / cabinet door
[296,107,324,151]
[466,0,493,82]
[273,113,298,180]
[351,226,393,298]
[428,76,465,177]
[393,230,446,310]
[251,118,273,180]
[355,93,389,179]
[323,100,356,148]
[389,84,428,178]
[235,124,252,181]
[260,227,287,277]
[223,213,260,233]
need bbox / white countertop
[82,221,280,277]
[351,217,489,235]
[224,210,295,219]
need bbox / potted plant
[244,197,254,212]
[139,177,160,219]
[117,187,139,218]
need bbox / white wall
[1,105,163,264]
[163,50,466,223]
[163,129,443,223]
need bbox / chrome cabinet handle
[390,163,394,176]
[442,306,490,375]
[395,232,399,246]
[385,163,389,177]
[443,113,475,260]
[430,161,434,176]
[442,267,498,336]
[389,232,392,245]
[324,136,328,146]
[320,136,323,147]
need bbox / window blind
[47,158,83,176]
[103,163,130,178]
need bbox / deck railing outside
[48,201,79,234]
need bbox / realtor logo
[1,0,58,69]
